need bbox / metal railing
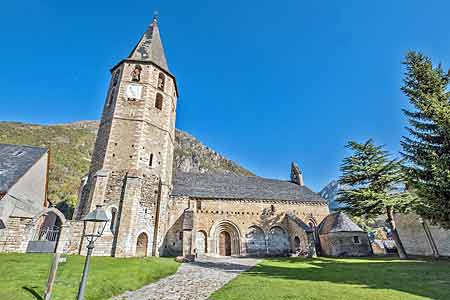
[33,226,60,242]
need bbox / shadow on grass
[22,286,44,300]
[244,257,450,300]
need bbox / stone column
[55,224,70,254]
[307,232,317,258]
[182,208,194,259]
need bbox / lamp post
[77,205,109,300]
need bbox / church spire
[128,15,169,71]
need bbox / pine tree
[337,140,413,259]
[401,52,450,229]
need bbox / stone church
[71,17,331,258]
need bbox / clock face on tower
[126,84,143,100]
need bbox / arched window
[158,73,165,91]
[110,207,118,233]
[155,93,163,110]
[131,65,142,82]
[149,153,154,167]
[107,88,115,107]
[271,205,275,213]
[112,70,120,87]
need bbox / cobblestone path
[112,256,259,300]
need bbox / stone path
[112,256,259,300]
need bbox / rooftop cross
[153,10,159,23]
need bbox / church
[1,17,372,259]
[71,17,331,258]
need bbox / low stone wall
[396,213,450,257]
[0,216,33,252]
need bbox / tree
[401,51,450,229]
[337,140,414,259]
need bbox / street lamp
[77,205,109,300]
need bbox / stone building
[0,144,55,252]
[71,17,331,258]
[396,213,450,257]
[318,212,371,257]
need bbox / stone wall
[0,217,33,252]
[319,232,371,257]
[163,196,329,257]
[396,213,450,257]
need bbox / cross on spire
[153,10,159,23]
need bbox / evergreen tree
[401,52,450,229]
[337,140,413,259]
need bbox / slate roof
[0,144,47,193]
[319,212,364,234]
[172,172,326,203]
[128,18,169,71]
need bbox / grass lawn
[211,257,450,300]
[0,253,179,300]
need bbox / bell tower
[74,16,178,257]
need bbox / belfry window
[158,73,165,91]
[107,88,115,107]
[112,70,120,87]
[155,93,163,110]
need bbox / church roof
[128,18,169,71]
[0,144,47,193]
[318,212,364,234]
[172,172,326,203]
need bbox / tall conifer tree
[337,140,412,259]
[401,52,450,229]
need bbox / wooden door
[136,233,148,257]
[219,231,231,256]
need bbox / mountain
[0,121,254,208]
[319,180,347,212]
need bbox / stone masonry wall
[163,196,329,257]
[396,213,450,257]
[0,217,33,252]
[320,232,371,257]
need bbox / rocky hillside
[0,121,253,207]
[319,180,347,212]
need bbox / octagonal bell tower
[74,17,178,257]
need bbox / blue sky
[1,1,449,191]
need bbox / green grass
[0,253,179,300]
[211,257,450,300]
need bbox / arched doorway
[196,230,207,254]
[27,207,67,253]
[246,226,266,256]
[219,231,232,256]
[294,236,301,251]
[211,220,241,256]
[136,232,148,257]
[268,226,289,256]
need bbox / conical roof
[128,18,169,71]
[319,212,365,234]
